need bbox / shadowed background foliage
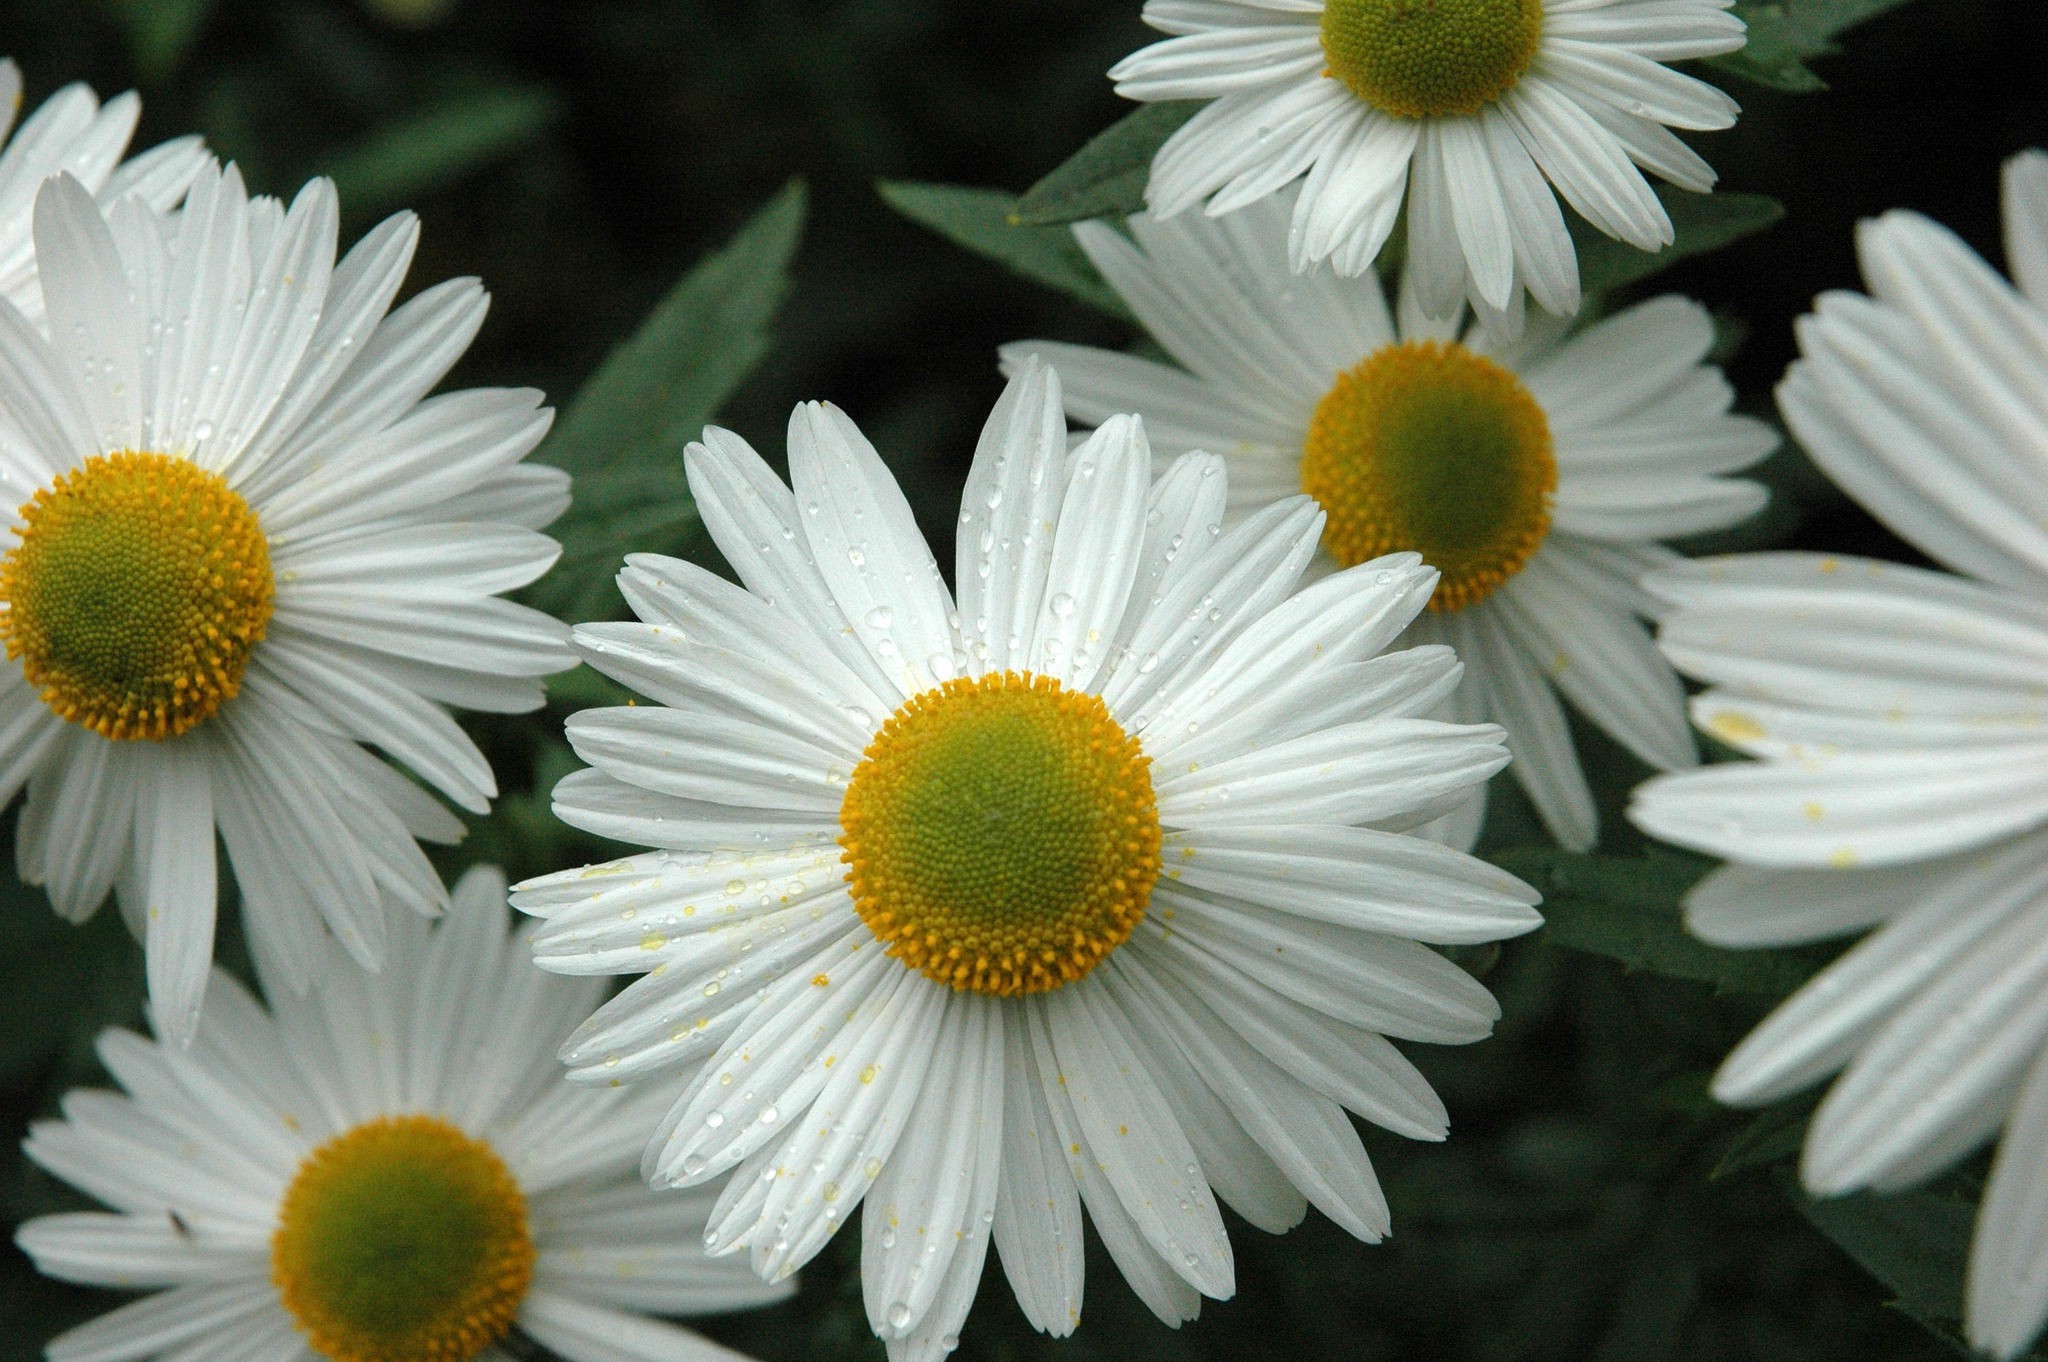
[0,1,2044,1359]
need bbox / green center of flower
[0,450,273,741]
[1301,339,1555,612]
[839,671,1162,996]
[271,1116,536,1362]
[1320,0,1544,119]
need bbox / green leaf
[1574,189,1785,296]
[1796,1182,1973,1323]
[0,879,144,1092]
[317,83,562,214]
[1710,0,1921,91]
[1492,846,1825,997]
[1713,1095,1817,1178]
[531,181,807,620]
[1011,101,1202,227]
[106,0,217,81]
[878,181,1132,321]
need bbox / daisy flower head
[0,58,207,321]
[1629,150,2048,1361]
[0,162,574,1045]
[513,359,1543,1360]
[16,865,791,1362]
[1002,191,1773,852]
[1109,0,1746,331]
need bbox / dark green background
[0,1,2044,1359]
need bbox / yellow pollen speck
[859,1064,880,1084]
[1828,848,1858,868]
[1803,802,1825,822]
[271,1115,533,1362]
[838,669,1162,995]
[812,973,830,987]
[1301,340,1554,613]
[1705,711,1768,745]
[1,451,274,741]
[1320,0,1544,119]
[639,932,665,951]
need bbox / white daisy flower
[16,866,791,1362]
[0,163,574,1045]
[0,57,208,321]
[1002,192,1773,851]
[512,359,1542,1360]
[1109,0,1746,330]
[1629,150,2048,1361]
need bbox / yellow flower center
[839,671,1162,996]
[1301,339,1555,612]
[0,451,273,741]
[1320,0,1544,119]
[272,1116,536,1362]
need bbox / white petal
[1164,822,1540,943]
[1712,838,2048,1105]
[1968,1036,2048,1359]
[2004,149,2048,312]
[1144,885,1500,1043]
[991,1015,1085,1335]
[955,358,1067,674]
[1801,899,2048,1194]
[787,401,958,699]
[862,998,1003,1338]
[1026,414,1150,689]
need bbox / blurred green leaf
[105,0,217,82]
[358,0,461,28]
[532,180,807,621]
[1796,1183,1972,1325]
[317,83,562,214]
[878,181,1132,321]
[1711,0,1922,91]
[0,880,143,1092]
[1576,190,1785,296]
[1714,1096,1818,1178]
[1493,846,1825,997]
[1011,101,1201,226]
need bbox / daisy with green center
[0,163,573,1046]
[16,866,790,1362]
[1001,191,1774,850]
[1629,150,2048,1362]
[1110,0,1746,330]
[0,58,206,321]
[512,359,1541,1361]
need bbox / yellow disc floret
[1301,338,1555,612]
[840,671,1162,996]
[0,451,273,741]
[1321,0,1544,119]
[272,1115,536,1362]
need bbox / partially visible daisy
[514,360,1541,1360]
[1630,150,2048,1361]
[17,865,790,1362]
[0,58,207,319]
[1002,191,1773,851]
[1110,0,1745,330]
[0,164,573,1044]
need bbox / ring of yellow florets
[0,451,273,741]
[272,1115,536,1362]
[839,671,1163,996]
[1301,338,1555,612]
[1321,0,1544,119]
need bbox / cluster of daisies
[0,3,2044,1361]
